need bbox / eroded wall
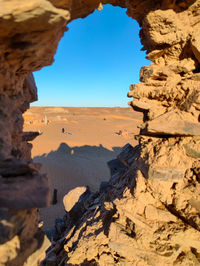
[0,0,200,265]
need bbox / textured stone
[191,29,200,63]
[0,209,26,244]
[147,120,200,136]
[142,9,185,48]
[129,99,153,111]
[148,166,185,182]
[22,131,40,142]
[63,186,87,212]
[183,143,200,158]
[108,241,169,265]
[117,143,139,167]
[0,236,20,265]
[143,111,200,136]
[0,0,200,265]
[107,158,126,176]
[0,173,50,209]
[145,205,177,222]
[24,234,51,266]
[0,158,37,177]
[23,73,38,103]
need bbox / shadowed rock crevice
[0,0,200,265]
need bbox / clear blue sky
[32,4,150,107]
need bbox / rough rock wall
[0,0,200,265]
[0,1,70,265]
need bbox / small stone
[97,2,103,11]
[38,220,44,228]
[130,99,152,111]
[63,186,87,212]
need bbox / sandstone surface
[63,186,87,212]
[0,0,200,265]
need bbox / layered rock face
[0,0,200,265]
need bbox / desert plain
[23,106,142,228]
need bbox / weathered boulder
[63,186,88,212]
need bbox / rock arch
[0,0,200,265]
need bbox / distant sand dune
[43,107,70,113]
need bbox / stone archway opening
[31,4,149,108]
[23,3,149,231]
[0,1,200,266]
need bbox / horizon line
[30,105,131,108]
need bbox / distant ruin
[0,0,200,265]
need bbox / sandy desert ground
[23,107,142,228]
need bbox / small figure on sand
[62,128,72,135]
